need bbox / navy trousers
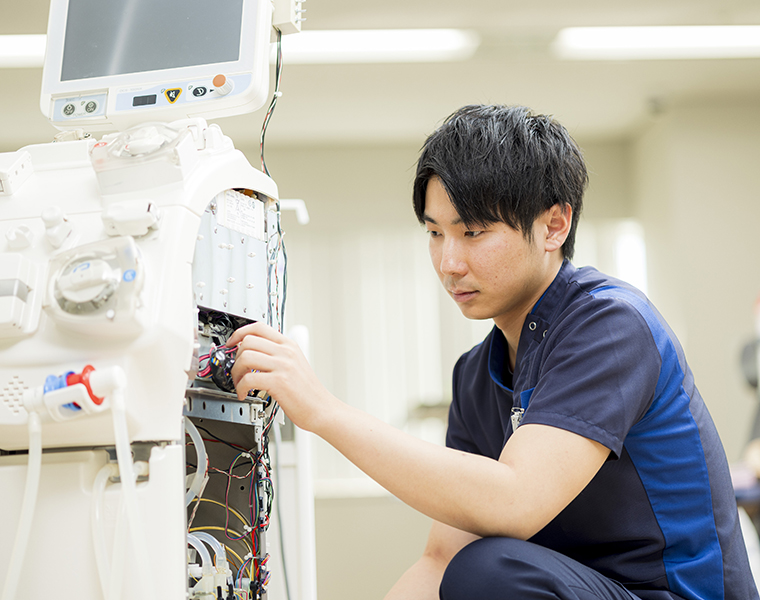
[439,537,643,600]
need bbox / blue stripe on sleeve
[591,286,723,600]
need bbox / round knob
[213,74,234,96]
[55,257,118,314]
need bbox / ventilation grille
[1,375,28,415]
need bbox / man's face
[423,177,557,332]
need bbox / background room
[3,1,760,598]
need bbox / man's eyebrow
[423,214,463,226]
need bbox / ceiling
[2,0,760,151]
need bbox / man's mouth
[449,289,479,303]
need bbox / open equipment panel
[186,188,287,599]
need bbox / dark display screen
[132,94,157,106]
[61,0,244,81]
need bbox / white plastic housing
[0,118,277,450]
[0,447,187,599]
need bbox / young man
[227,105,758,600]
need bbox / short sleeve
[445,335,512,460]
[446,353,484,454]
[520,293,662,458]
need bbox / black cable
[194,424,253,453]
[257,31,293,598]
[276,203,288,332]
[260,28,283,178]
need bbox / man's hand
[226,322,338,433]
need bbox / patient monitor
[41,0,273,131]
[0,1,314,599]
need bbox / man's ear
[543,204,572,253]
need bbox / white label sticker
[218,190,265,241]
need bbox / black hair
[412,105,588,259]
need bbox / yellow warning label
[165,88,182,104]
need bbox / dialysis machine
[0,1,316,599]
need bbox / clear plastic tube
[1,412,42,600]
[108,499,128,600]
[91,462,119,599]
[187,533,214,576]
[191,531,227,564]
[112,386,153,599]
[191,531,233,587]
[184,416,207,506]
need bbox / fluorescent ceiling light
[0,34,46,68]
[553,26,760,60]
[0,30,479,69]
[279,29,480,64]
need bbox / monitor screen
[61,0,244,81]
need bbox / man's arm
[227,323,610,539]
[384,522,479,600]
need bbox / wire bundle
[186,408,279,600]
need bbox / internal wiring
[186,434,275,596]
[260,27,283,178]
[189,526,251,557]
[268,211,288,334]
[194,425,249,452]
[188,499,252,549]
[197,346,238,379]
[236,556,254,591]
[190,230,287,600]
[187,414,279,598]
[224,452,258,542]
[210,463,255,479]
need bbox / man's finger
[234,333,282,359]
[225,321,283,348]
[230,349,279,385]
[235,370,270,401]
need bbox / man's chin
[456,305,493,322]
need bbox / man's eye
[427,230,441,237]
[465,230,483,238]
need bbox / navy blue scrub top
[446,261,758,600]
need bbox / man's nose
[440,240,467,276]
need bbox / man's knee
[439,537,531,599]
[439,538,637,600]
